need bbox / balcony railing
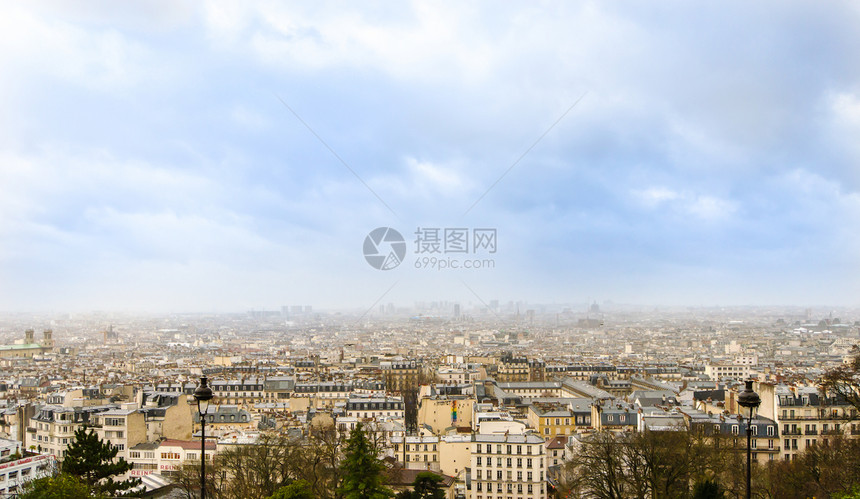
[805,429,818,435]
[782,429,802,435]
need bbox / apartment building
[391,435,441,471]
[687,411,780,464]
[527,404,577,438]
[90,407,146,461]
[757,383,859,461]
[382,361,421,393]
[0,439,54,497]
[438,366,481,385]
[498,382,562,399]
[210,378,266,407]
[346,396,404,420]
[25,405,94,458]
[704,363,756,381]
[469,433,547,499]
[128,439,216,478]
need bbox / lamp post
[738,379,761,499]
[194,376,214,499]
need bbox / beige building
[418,396,474,435]
[755,382,860,461]
[140,393,193,442]
[91,408,147,461]
[439,434,471,479]
[0,330,54,359]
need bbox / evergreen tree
[395,472,445,499]
[61,426,141,496]
[338,423,393,499]
[692,478,723,499]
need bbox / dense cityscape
[0,303,857,497]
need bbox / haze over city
[1,2,859,313]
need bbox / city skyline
[2,2,859,312]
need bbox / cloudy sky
[1,1,859,313]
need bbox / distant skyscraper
[453,304,460,318]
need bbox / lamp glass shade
[737,380,761,420]
[194,376,214,416]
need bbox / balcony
[782,429,801,436]
[805,429,818,435]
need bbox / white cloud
[0,5,155,92]
[687,195,737,221]
[633,186,737,221]
[633,187,681,207]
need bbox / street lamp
[738,379,761,499]
[194,376,214,499]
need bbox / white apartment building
[704,363,755,381]
[469,433,546,499]
[0,439,54,497]
[438,366,481,384]
[129,439,216,478]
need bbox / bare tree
[821,346,860,412]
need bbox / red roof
[545,436,566,449]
